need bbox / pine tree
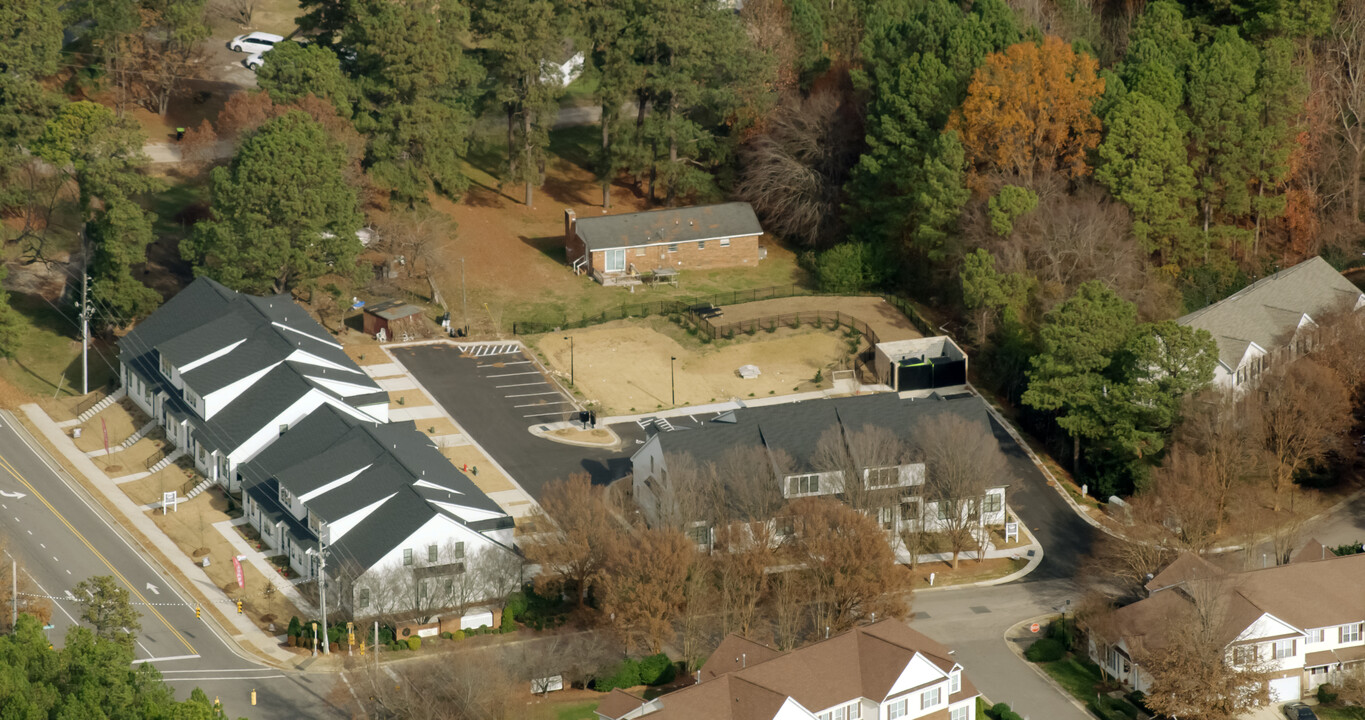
[182,110,364,294]
[255,42,354,116]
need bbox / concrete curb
[916,520,1045,593]
[527,421,623,451]
[1004,614,1099,720]
[12,405,302,669]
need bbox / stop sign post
[1030,622,1040,633]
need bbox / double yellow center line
[0,452,197,656]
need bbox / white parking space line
[514,400,572,408]
[524,411,576,418]
[504,391,562,398]
[495,381,548,388]
[486,371,540,378]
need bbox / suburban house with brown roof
[596,621,980,720]
[565,203,764,285]
[1087,548,1365,704]
[1177,256,1364,393]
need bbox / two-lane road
[0,416,343,719]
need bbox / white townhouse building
[1177,256,1365,393]
[630,392,1009,545]
[118,277,516,614]
[1089,546,1365,703]
[597,621,980,720]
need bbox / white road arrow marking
[145,583,160,595]
[0,490,25,499]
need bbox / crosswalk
[636,417,676,432]
[457,343,521,357]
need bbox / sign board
[1030,622,1040,634]
[1004,522,1019,543]
[416,627,440,638]
[162,491,177,515]
[232,555,245,589]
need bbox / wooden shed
[363,301,427,341]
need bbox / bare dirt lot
[534,318,859,414]
[715,296,922,343]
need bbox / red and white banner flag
[233,555,245,588]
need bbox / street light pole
[319,543,329,655]
[460,258,468,335]
[670,356,676,406]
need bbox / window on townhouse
[160,354,173,378]
[1308,628,1326,644]
[950,670,961,694]
[950,706,969,720]
[454,541,465,560]
[403,549,414,566]
[1273,639,1295,660]
[279,486,293,506]
[776,516,795,538]
[1342,623,1363,644]
[720,238,730,247]
[937,503,951,520]
[667,244,678,253]
[358,588,371,608]
[816,703,859,720]
[1233,645,1258,665]
[428,544,438,563]
[982,493,1002,514]
[887,699,907,720]
[921,687,941,709]
[686,525,711,547]
[877,506,896,531]
[698,241,706,250]
[866,466,899,488]
[789,474,820,496]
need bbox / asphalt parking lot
[389,343,637,499]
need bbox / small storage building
[363,301,426,341]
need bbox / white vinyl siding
[921,687,941,709]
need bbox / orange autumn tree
[951,35,1104,185]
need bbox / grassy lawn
[546,700,599,720]
[560,71,601,109]
[1318,706,1365,720]
[1040,655,1105,702]
[0,293,117,399]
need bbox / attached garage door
[1269,676,1301,702]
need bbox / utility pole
[460,258,468,336]
[79,228,94,395]
[670,356,676,406]
[11,559,16,631]
[374,620,379,675]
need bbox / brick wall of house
[588,233,761,274]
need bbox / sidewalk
[596,377,870,428]
[17,404,300,667]
[911,512,1045,592]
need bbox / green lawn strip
[1317,706,1365,720]
[0,293,116,398]
[1038,655,1140,720]
[549,699,600,720]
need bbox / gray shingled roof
[1177,257,1363,370]
[650,392,1004,475]
[573,202,763,252]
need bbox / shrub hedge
[1024,638,1065,662]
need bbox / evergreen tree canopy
[182,110,364,294]
[255,41,354,116]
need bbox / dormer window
[279,486,293,506]
[950,669,961,693]
[160,354,173,378]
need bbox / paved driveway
[390,344,638,499]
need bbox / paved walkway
[143,139,234,164]
[20,403,299,665]
[360,363,406,379]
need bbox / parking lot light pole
[564,336,574,386]
[670,356,676,406]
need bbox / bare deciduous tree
[812,424,906,514]
[1136,572,1271,720]
[1323,0,1365,224]
[765,570,806,651]
[597,526,694,653]
[211,0,256,26]
[713,446,788,529]
[712,524,772,636]
[914,414,1007,568]
[652,452,717,531]
[373,209,452,283]
[1083,524,1177,599]
[736,90,858,248]
[786,497,912,637]
[1256,359,1352,511]
[677,555,720,672]
[344,645,522,719]
[521,473,618,606]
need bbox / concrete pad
[487,490,537,517]
[389,405,443,422]
[430,434,469,447]
[376,376,418,391]
[362,362,406,379]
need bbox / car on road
[228,32,283,54]
[1283,702,1319,720]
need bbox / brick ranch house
[565,202,764,285]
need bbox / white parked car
[228,32,283,54]
[245,52,267,71]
